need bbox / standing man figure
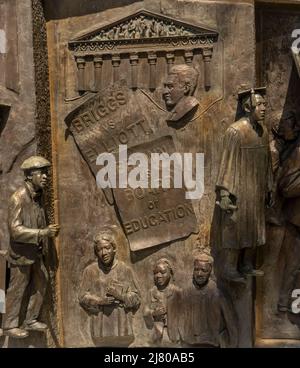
[2,156,60,338]
[216,88,272,282]
[276,111,300,312]
[264,110,300,313]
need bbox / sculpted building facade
[1,0,300,347]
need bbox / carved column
[76,57,86,92]
[129,53,139,89]
[166,52,175,72]
[184,50,194,65]
[112,54,121,83]
[148,52,157,90]
[203,47,213,90]
[5,0,19,93]
[93,56,103,91]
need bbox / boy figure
[180,251,237,348]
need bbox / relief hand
[99,296,117,306]
[152,305,166,318]
[266,191,275,208]
[106,281,125,302]
[216,190,237,212]
[39,224,60,238]
[83,294,115,308]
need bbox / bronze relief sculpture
[275,112,300,313]
[144,258,181,346]
[180,251,238,348]
[163,64,200,125]
[2,2,300,348]
[263,110,300,314]
[216,88,272,283]
[2,156,59,339]
[79,229,141,347]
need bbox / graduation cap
[238,87,266,108]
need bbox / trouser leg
[263,224,286,270]
[24,258,48,324]
[224,248,239,273]
[262,224,286,313]
[242,248,255,270]
[278,223,300,309]
[223,248,245,282]
[2,265,30,329]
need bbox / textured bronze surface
[3,0,300,348]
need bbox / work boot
[3,328,29,339]
[240,264,264,277]
[223,269,246,283]
[24,320,48,331]
[277,304,289,313]
[240,247,264,277]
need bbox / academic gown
[216,118,272,249]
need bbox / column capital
[148,52,157,64]
[130,53,139,64]
[112,54,121,67]
[93,56,103,65]
[76,57,86,67]
[184,50,194,64]
[166,52,175,61]
[203,47,213,60]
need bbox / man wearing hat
[216,88,273,282]
[2,156,60,338]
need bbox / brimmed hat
[20,156,51,171]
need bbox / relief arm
[8,195,40,245]
[215,127,241,211]
[78,268,115,313]
[106,271,141,310]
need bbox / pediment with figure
[68,10,219,93]
[69,9,218,53]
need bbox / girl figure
[144,258,181,346]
